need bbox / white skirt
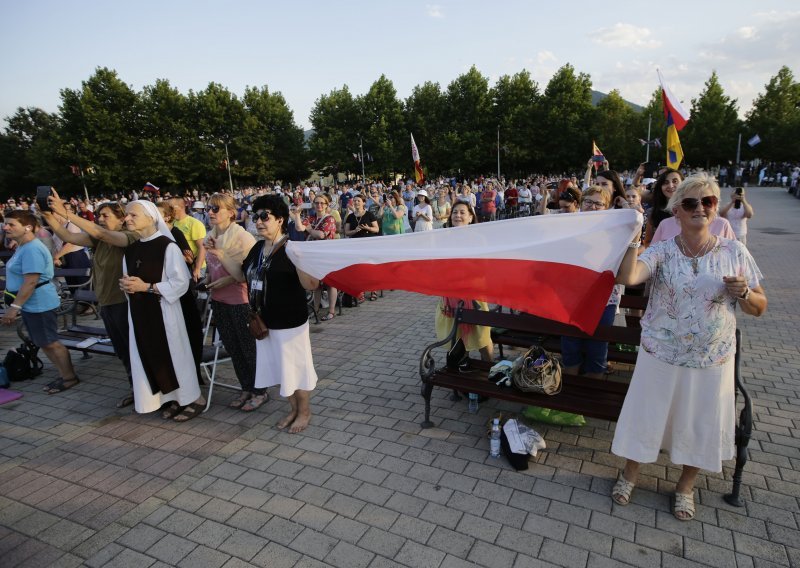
[611,348,735,472]
[254,321,318,397]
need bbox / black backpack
[4,342,44,381]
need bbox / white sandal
[672,491,695,521]
[611,476,636,506]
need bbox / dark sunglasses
[252,210,272,221]
[208,205,226,213]
[680,195,718,211]
[559,191,576,202]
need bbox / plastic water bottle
[468,392,479,414]
[489,418,501,458]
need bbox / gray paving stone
[394,540,447,568]
[289,527,338,560]
[226,507,271,533]
[188,519,236,548]
[468,540,517,568]
[116,523,167,553]
[456,513,502,542]
[324,515,370,543]
[428,525,476,558]
[218,529,269,562]
[256,516,305,545]
[292,503,337,531]
[325,540,375,568]
[177,544,230,568]
[251,542,302,568]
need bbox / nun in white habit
[119,200,206,421]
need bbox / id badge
[251,280,263,291]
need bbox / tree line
[1,64,798,197]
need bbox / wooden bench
[419,303,753,507]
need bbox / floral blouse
[639,237,762,368]
[302,214,337,241]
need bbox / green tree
[539,64,594,173]
[359,75,405,179]
[0,107,62,196]
[682,71,741,168]
[593,90,640,170]
[308,86,361,179]
[139,79,193,187]
[492,70,541,176]
[746,66,800,162]
[242,86,308,184]
[404,81,447,177]
[444,66,493,175]
[58,67,142,192]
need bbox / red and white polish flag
[286,209,643,333]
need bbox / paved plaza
[0,186,798,568]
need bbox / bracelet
[10,303,23,310]
[738,287,751,301]
[628,242,641,249]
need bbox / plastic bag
[523,405,586,427]
[503,418,547,457]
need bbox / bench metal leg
[449,389,462,402]
[725,329,751,507]
[420,383,434,428]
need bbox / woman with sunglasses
[42,191,139,403]
[612,173,766,521]
[293,194,339,321]
[242,195,320,433]
[201,194,260,410]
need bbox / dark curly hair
[650,168,683,229]
[251,194,289,233]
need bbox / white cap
[192,201,205,209]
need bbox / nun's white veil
[127,200,175,241]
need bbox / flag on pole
[411,133,425,184]
[69,165,80,176]
[286,210,642,333]
[747,134,761,147]
[142,182,160,196]
[592,141,604,170]
[657,70,689,169]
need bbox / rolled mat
[0,389,23,405]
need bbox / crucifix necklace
[677,235,714,275]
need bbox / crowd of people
[0,161,769,518]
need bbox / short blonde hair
[581,185,611,209]
[208,192,237,222]
[665,173,721,213]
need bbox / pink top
[207,254,249,305]
[651,216,736,244]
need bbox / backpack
[4,342,44,381]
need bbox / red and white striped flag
[411,133,425,184]
[287,210,642,333]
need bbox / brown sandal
[173,402,204,423]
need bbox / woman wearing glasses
[243,195,320,432]
[201,193,259,410]
[612,173,766,521]
[560,187,622,379]
[293,194,339,321]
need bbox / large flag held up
[658,69,690,170]
[411,133,425,184]
[287,210,643,334]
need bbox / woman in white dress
[119,201,205,421]
[412,190,433,232]
[613,173,766,521]
[242,195,320,433]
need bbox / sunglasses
[252,210,272,221]
[679,195,718,211]
[208,205,222,213]
[559,191,576,202]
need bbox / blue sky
[1,1,797,129]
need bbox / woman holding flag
[612,173,766,521]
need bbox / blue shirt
[6,239,60,313]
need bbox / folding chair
[199,299,236,411]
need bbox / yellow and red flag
[592,141,604,170]
[657,70,690,169]
[411,133,425,184]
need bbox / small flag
[411,133,425,184]
[592,141,604,170]
[747,134,761,147]
[658,70,688,169]
[70,165,80,176]
[657,69,690,132]
[142,182,160,195]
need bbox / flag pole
[497,126,500,179]
[224,141,234,192]
[645,116,652,162]
[359,135,366,183]
[735,133,742,168]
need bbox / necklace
[677,234,714,275]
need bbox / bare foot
[289,412,311,434]
[277,411,297,430]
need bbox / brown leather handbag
[248,310,269,340]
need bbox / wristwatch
[148,283,155,294]
[739,287,751,301]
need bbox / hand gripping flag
[287,210,643,333]
[411,133,425,184]
[658,70,690,169]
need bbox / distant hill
[303,90,642,142]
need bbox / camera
[734,187,743,209]
[36,186,53,212]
